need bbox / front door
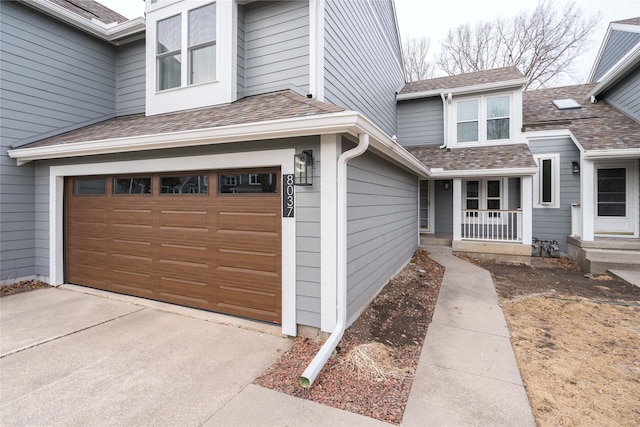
[595,161,637,236]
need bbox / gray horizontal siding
[529,137,580,253]
[324,0,405,137]
[397,98,444,147]
[346,149,418,322]
[592,30,640,82]
[0,1,118,281]
[602,67,640,121]
[116,39,145,116]
[243,1,309,95]
[237,5,246,98]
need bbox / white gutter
[583,148,640,159]
[429,167,538,178]
[396,78,528,101]
[299,133,370,389]
[18,0,145,45]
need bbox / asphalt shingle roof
[399,67,525,95]
[22,91,346,149]
[613,17,640,25]
[407,144,537,172]
[49,0,129,24]
[523,84,640,151]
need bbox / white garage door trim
[50,149,297,336]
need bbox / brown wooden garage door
[65,169,282,323]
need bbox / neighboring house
[396,18,640,273]
[1,0,428,340]
[397,67,538,263]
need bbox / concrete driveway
[0,286,291,426]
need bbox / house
[396,67,538,263]
[396,18,640,273]
[1,0,428,346]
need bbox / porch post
[581,159,595,241]
[453,178,462,240]
[521,175,533,245]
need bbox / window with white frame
[156,3,216,92]
[533,154,560,208]
[464,179,504,219]
[455,95,511,143]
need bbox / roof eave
[428,167,538,178]
[18,0,145,45]
[589,43,640,98]
[396,78,528,101]
[8,111,431,177]
[583,148,640,159]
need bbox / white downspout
[299,133,370,388]
[439,92,450,149]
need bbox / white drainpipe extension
[299,133,370,388]
[439,92,450,149]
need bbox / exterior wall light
[294,150,314,186]
[572,161,580,174]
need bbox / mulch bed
[1,280,51,297]
[254,250,444,425]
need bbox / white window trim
[146,0,236,115]
[49,149,296,336]
[451,93,515,147]
[533,153,560,208]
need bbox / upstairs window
[189,3,216,84]
[457,100,479,142]
[455,95,511,143]
[155,3,216,92]
[157,14,181,91]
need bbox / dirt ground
[254,250,444,425]
[461,255,640,427]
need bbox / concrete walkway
[609,269,640,288]
[1,248,535,426]
[402,246,536,426]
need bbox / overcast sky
[100,0,639,85]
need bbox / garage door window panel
[219,172,278,194]
[161,175,209,194]
[73,178,106,195]
[113,178,152,195]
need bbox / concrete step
[420,235,452,247]
[583,248,640,274]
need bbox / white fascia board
[429,167,538,178]
[396,78,528,101]
[588,25,613,83]
[589,43,640,98]
[18,0,145,44]
[525,129,585,153]
[8,110,432,178]
[583,148,640,159]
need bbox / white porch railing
[461,209,523,242]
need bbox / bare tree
[402,36,436,82]
[436,1,601,89]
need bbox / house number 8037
[283,174,294,218]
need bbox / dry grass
[345,342,413,382]
[504,297,640,426]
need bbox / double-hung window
[189,3,216,85]
[156,3,216,91]
[455,95,511,143]
[464,179,504,219]
[157,14,182,91]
